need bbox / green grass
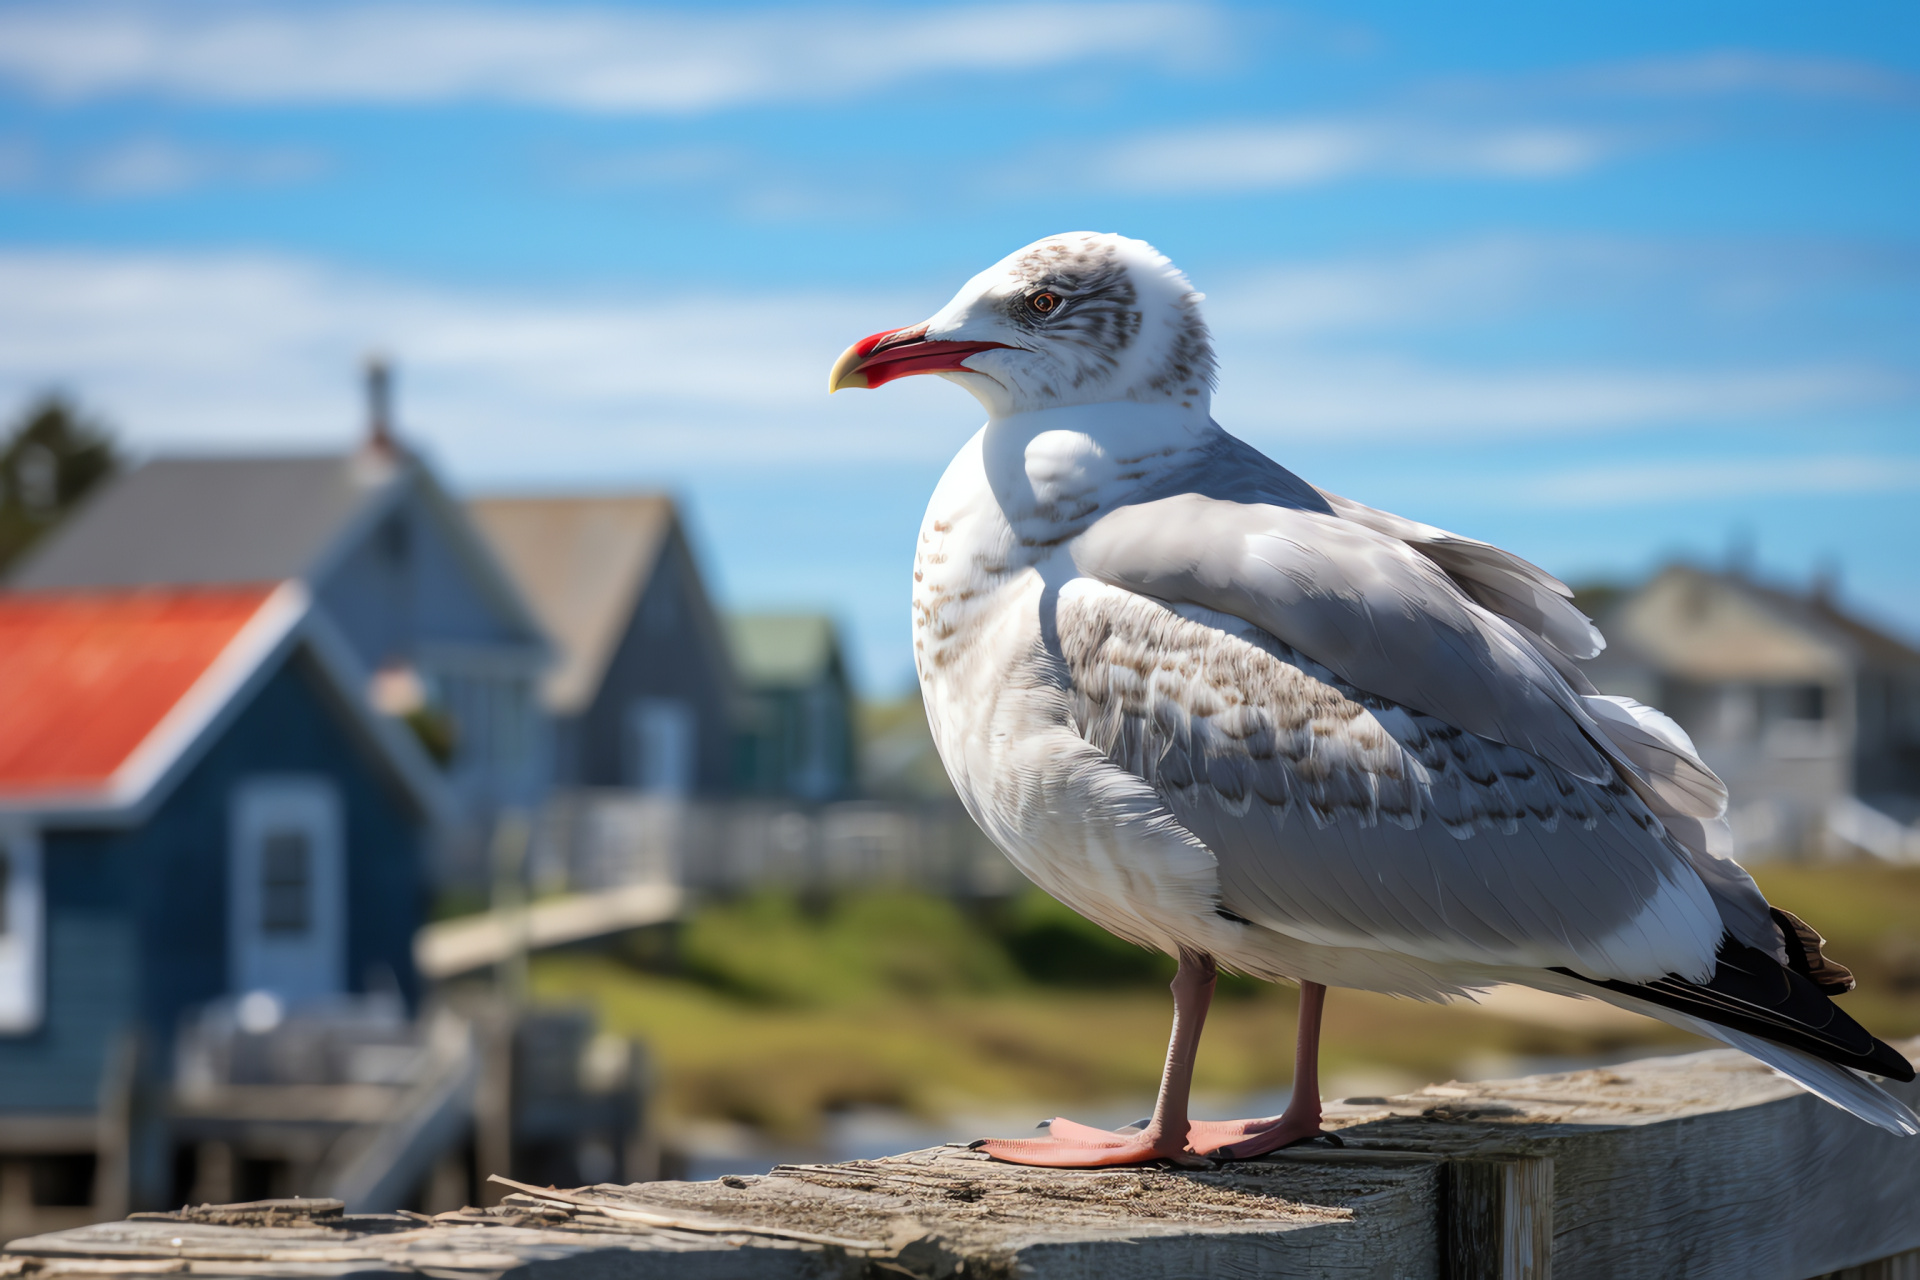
[529,869,1920,1141]
[1751,863,1920,1038]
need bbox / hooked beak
[827,324,1015,393]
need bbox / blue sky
[1,1,1916,692]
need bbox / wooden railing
[8,1039,1917,1278]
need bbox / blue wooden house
[0,583,446,1225]
[7,383,550,891]
[0,579,441,1220]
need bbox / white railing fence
[529,790,1020,900]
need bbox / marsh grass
[530,867,1920,1140]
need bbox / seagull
[828,232,1918,1167]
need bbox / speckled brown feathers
[1001,236,1215,400]
[1061,589,1642,839]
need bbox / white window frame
[228,776,346,1004]
[0,821,44,1034]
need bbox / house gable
[6,450,547,680]
[467,495,738,792]
[0,647,427,1110]
[466,495,672,714]
[315,470,545,670]
[570,521,736,792]
[1614,567,1852,684]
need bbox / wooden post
[89,1030,140,1222]
[471,1005,515,1208]
[1449,1157,1554,1280]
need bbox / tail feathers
[1532,955,1920,1137]
[1550,935,1912,1080]
[1582,989,1920,1138]
[1708,1023,1919,1138]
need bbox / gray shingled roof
[8,455,386,589]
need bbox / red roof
[0,586,280,798]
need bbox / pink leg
[973,951,1218,1168]
[1184,980,1339,1158]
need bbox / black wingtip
[1552,935,1917,1083]
[1867,1037,1917,1084]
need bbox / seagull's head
[828,231,1215,418]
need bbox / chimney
[365,354,395,454]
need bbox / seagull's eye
[1027,291,1061,316]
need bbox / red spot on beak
[828,324,1014,393]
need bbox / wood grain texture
[5,1041,1918,1279]
[1449,1158,1553,1280]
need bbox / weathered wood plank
[5,1041,1917,1279]
[1449,1157,1553,1280]
[415,883,684,980]
[1812,1248,1920,1280]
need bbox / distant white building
[1586,564,1920,859]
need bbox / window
[625,699,696,796]
[1759,682,1826,725]
[0,823,43,1033]
[259,830,312,934]
[229,778,344,1003]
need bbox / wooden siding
[561,528,735,793]
[733,670,856,801]
[0,651,426,1110]
[316,488,547,825]
[0,906,135,1111]
[315,493,532,668]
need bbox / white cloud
[1205,238,1618,336]
[1096,118,1615,193]
[1519,456,1920,507]
[1216,352,1906,439]
[0,1,1219,112]
[76,137,327,197]
[1084,49,1919,197]
[0,135,326,197]
[5,245,1914,689]
[0,250,985,484]
[2,248,1908,492]
[1557,51,1920,103]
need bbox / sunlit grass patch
[525,876,1852,1139]
[1752,863,1920,1038]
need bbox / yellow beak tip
[828,343,871,395]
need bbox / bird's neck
[980,401,1213,541]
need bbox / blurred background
[0,0,1917,1237]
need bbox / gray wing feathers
[1581,695,1731,827]
[1581,694,1771,955]
[1311,488,1732,828]
[1072,494,1616,784]
[1317,488,1604,661]
[1071,483,1766,960]
[1059,587,1723,981]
